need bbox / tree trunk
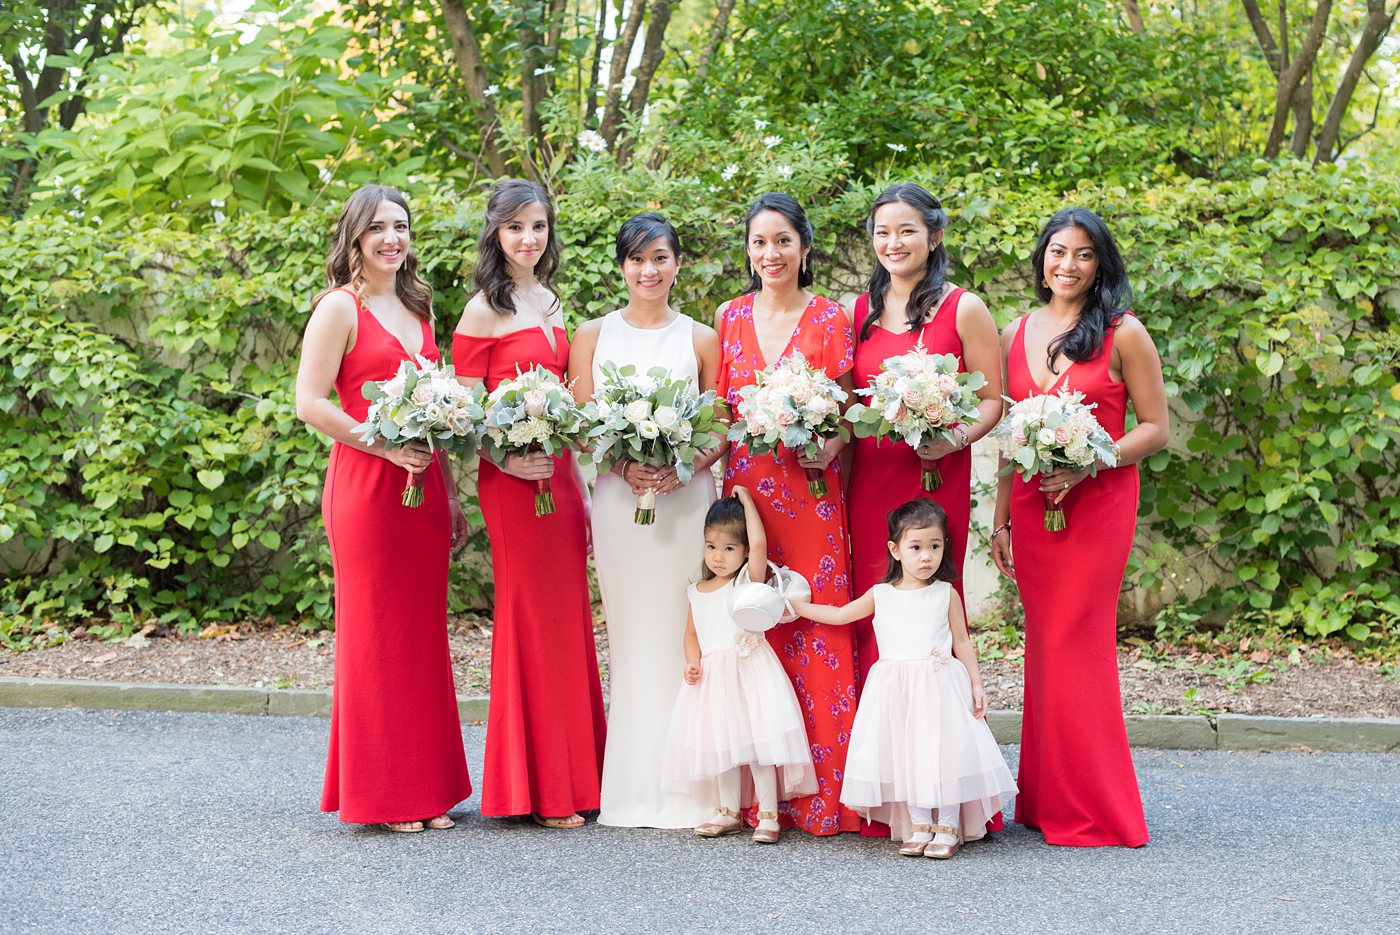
[585,0,608,128]
[615,0,673,164]
[600,0,649,146]
[1313,0,1398,163]
[1262,0,1332,158]
[439,0,509,177]
[1121,0,1145,32]
[696,0,739,84]
[1288,73,1314,157]
[1240,0,1284,76]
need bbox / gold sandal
[923,822,963,859]
[379,820,425,833]
[425,813,455,830]
[899,822,934,856]
[694,807,743,837]
[751,809,780,844]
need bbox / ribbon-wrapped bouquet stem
[990,388,1118,532]
[354,356,486,507]
[581,363,726,525]
[481,365,589,517]
[844,341,985,492]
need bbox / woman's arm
[990,319,1017,577]
[732,486,767,582]
[789,587,877,627]
[947,594,986,718]
[917,291,1003,461]
[691,322,726,476]
[682,607,701,684]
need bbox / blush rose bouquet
[481,365,589,516]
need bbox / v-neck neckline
[749,293,816,369]
[356,292,426,360]
[1019,313,1076,395]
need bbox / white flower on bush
[887,142,907,152]
[577,130,607,154]
[754,118,769,131]
[721,164,739,181]
[534,64,556,76]
[775,164,792,179]
[483,84,499,97]
[763,135,781,149]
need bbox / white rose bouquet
[844,341,986,492]
[481,365,589,517]
[582,363,726,525]
[726,350,849,497]
[354,356,487,507]
[990,389,1118,531]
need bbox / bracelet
[990,522,1011,540]
[953,425,970,449]
[447,497,459,504]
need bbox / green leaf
[196,469,225,490]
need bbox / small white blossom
[887,143,907,152]
[754,118,769,131]
[577,129,607,153]
[721,164,739,181]
[483,84,499,97]
[534,64,556,76]
[763,135,781,149]
[775,164,793,179]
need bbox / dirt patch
[2,620,1396,719]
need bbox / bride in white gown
[568,213,721,828]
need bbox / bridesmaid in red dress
[847,183,1004,836]
[715,192,860,835]
[295,185,472,833]
[452,179,607,829]
[991,208,1169,847]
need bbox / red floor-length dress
[320,289,472,823]
[453,327,607,818]
[847,287,1003,837]
[1007,315,1149,847]
[717,292,861,835]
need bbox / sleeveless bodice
[871,582,953,660]
[333,288,437,422]
[687,573,746,655]
[852,287,966,387]
[1008,315,1130,442]
[592,311,697,387]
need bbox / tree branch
[600,0,649,146]
[1240,0,1283,77]
[1121,0,1145,33]
[1312,0,1396,163]
[695,0,738,84]
[1262,0,1331,158]
[438,0,508,176]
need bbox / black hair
[700,496,748,580]
[883,499,957,584]
[474,178,561,317]
[861,183,950,341]
[744,191,814,292]
[615,212,682,266]
[1030,207,1131,370]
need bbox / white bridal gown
[592,310,715,828]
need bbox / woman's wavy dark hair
[744,192,814,292]
[883,499,957,585]
[313,184,433,320]
[1031,207,1131,370]
[615,211,681,265]
[700,496,748,580]
[861,183,949,341]
[475,178,560,317]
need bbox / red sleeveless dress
[453,327,607,818]
[320,289,471,823]
[849,287,1002,837]
[1007,315,1148,847]
[848,288,972,684]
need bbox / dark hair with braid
[744,192,814,292]
[1030,208,1131,371]
[313,185,433,320]
[861,183,949,341]
[474,178,561,317]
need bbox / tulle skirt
[663,644,816,805]
[842,656,1017,841]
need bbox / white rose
[382,374,407,399]
[653,405,679,430]
[675,421,693,442]
[623,399,651,424]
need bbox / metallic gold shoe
[751,809,780,844]
[694,807,743,838]
[899,823,934,856]
[923,822,962,859]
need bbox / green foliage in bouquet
[581,363,725,486]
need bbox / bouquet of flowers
[582,363,726,525]
[990,389,1118,531]
[726,350,849,497]
[354,356,486,507]
[482,365,589,517]
[844,341,986,492]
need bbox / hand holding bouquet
[354,356,486,507]
[726,350,849,497]
[844,341,986,492]
[990,389,1118,531]
[482,365,589,516]
[582,363,726,525]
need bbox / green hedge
[2,158,1396,648]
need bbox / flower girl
[662,487,816,844]
[792,499,1016,858]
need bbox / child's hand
[683,662,701,685]
[731,485,752,504]
[970,683,987,719]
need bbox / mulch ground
[3,618,1396,719]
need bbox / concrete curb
[2,675,1398,753]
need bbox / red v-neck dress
[717,292,861,835]
[453,326,607,818]
[320,288,471,824]
[1007,315,1148,847]
[848,288,972,683]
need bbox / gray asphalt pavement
[2,707,1396,934]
